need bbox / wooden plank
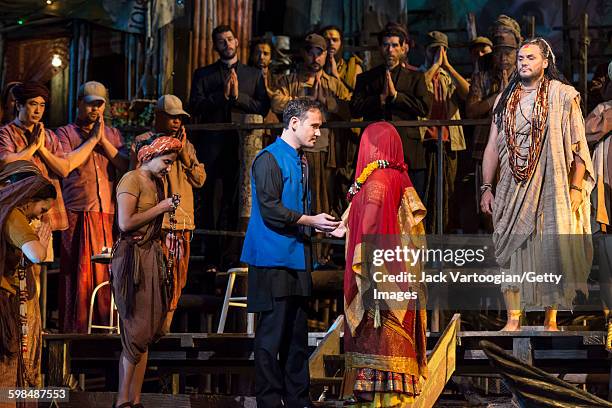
[61,392,258,408]
[513,337,533,365]
[463,349,591,360]
[412,313,460,408]
[46,338,69,387]
[579,12,589,112]
[455,330,606,338]
[309,316,343,379]
[562,0,573,81]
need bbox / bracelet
[480,183,493,193]
[570,184,582,193]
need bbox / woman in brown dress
[0,160,56,408]
[112,136,182,408]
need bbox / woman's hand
[157,197,177,214]
[327,223,347,238]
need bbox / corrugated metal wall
[191,0,253,71]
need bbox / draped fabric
[0,162,51,403]
[59,211,113,333]
[493,80,595,309]
[343,122,427,404]
[345,122,414,333]
[0,170,49,283]
[111,173,171,364]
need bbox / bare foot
[544,324,560,332]
[500,319,521,331]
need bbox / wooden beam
[579,13,589,113]
[309,316,343,379]
[413,313,460,407]
[562,0,573,81]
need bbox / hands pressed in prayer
[37,221,51,249]
[380,70,397,105]
[224,71,234,99]
[230,68,239,98]
[327,51,340,79]
[92,117,104,144]
[434,47,444,69]
[440,47,452,71]
[386,70,397,98]
[312,74,328,106]
[31,123,45,151]
[177,126,192,166]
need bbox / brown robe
[111,171,172,364]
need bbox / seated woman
[0,160,56,405]
[331,122,428,407]
[112,136,182,408]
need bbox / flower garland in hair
[347,160,407,202]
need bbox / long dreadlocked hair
[493,37,571,129]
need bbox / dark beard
[307,64,321,73]
[219,49,236,61]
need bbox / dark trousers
[409,168,426,199]
[254,296,311,408]
[197,135,240,268]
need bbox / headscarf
[0,161,49,281]
[0,162,50,358]
[345,122,414,332]
[0,160,41,183]
[12,81,49,105]
[136,136,182,164]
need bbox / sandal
[113,402,132,408]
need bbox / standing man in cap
[271,32,351,267]
[350,24,430,197]
[55,81,129,333]
[470,36,493,73]
[189,24,269,271]
[132,94,206,330]
[418,31,470,233]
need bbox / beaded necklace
[165,193,181,286]
[503,77,549,183]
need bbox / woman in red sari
[332,122,427,406]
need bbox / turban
[12,81,50,105]
[137,136,183,164]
